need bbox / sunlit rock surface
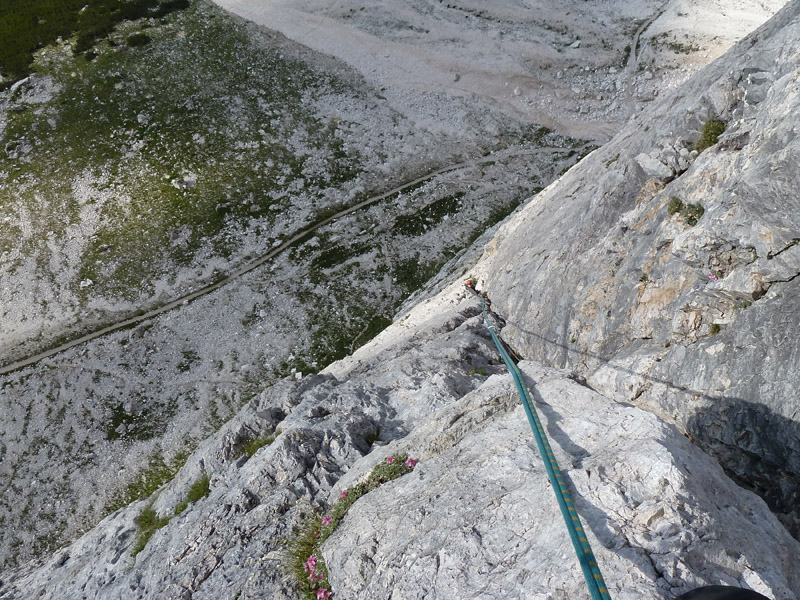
[473,0,800,538]
[3,289,798,599]
[2,1,800,598]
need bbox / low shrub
[668,197,704,226]
[681,202,705,226]
[694,119,726,152]
[240,430,281,458]
[284,454,418,599]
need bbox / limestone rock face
[326,358,800,600]
[3,3,800,599]
[3,290,799,600]
[473,0,800,536]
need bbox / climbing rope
[480,295,612,600]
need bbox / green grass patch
[132,502,170,558]
[133,471,209,557]
[126,32,152,47]
[2,1,364,305]
[240,429,281,458]
[391,192,465,237]
[173,473,210,515]
[694,119,726,152]
[668,196,704,226]
[310,240,375,270]
[284,454,417,599]
[0,0,190,82]
[105,402,157,441]
[104,449,191,516]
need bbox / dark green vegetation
[105,450,191,515]
[133,472,210,557]
[285,454,416,599]
[694,119,726,152]
[0,1,364,306]
[105,402,157,441]
[240,430,280,458]
[0,0,189,84]
[668,196,704,226]
[621,44,631,67]
[173,473,210,515]
[132,504,170,558]
[392,192,465,236]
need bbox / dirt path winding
[0,145,587,375]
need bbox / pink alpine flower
[317,588,332,599]
[405,458,418,469]
[339,490,348,499]
[708,271,718,282]
[386,456,395,465]
[322,516,332,526]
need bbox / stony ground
[2,283,798,599]
[213,0,787,141]
[0,0,584,568]
[0,0,790,582]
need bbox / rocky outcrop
[2,289,798,599]
[3,2,800,599]
[473,0,800,537]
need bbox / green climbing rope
[481,296,612,600]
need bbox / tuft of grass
[186,473,210,502]
[240,430,280,458]
[105,450,190,515]
[736,300,752,309]
[283,454,417,599]
[694,119,726,152]
[667,197,704,226]
[639,273,650,283]
[133,472,211,556]
[709,323,721,335]
[174,473,210,515]
[132,503,170,558]
[126,32,152,47]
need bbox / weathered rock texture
[3,289,799,599]
[3,1,800,599]
[473,0,800,538]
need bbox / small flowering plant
[285,453,418,599]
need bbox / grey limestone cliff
[473,0,800,539]
[3,1,800,599]
[2,290,799,599]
